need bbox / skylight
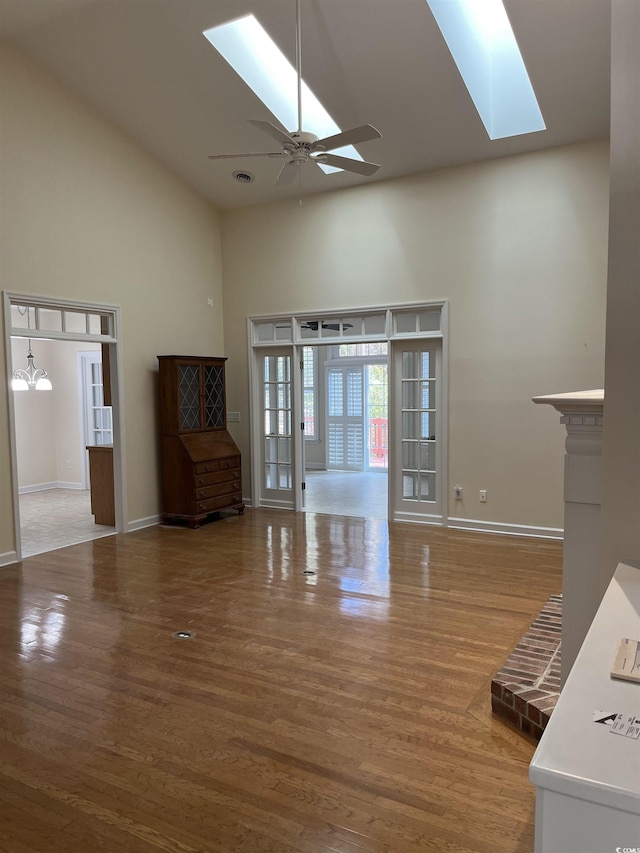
[426,0,545,139]
[202,15,362,173]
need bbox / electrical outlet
[66,460,72,470]
[454,485,463,500]
[479,489,487,503]
[206,296,214,308]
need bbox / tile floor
[18,488,115,558]
[304,470,388,520]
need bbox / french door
[258,349,295,509]
[392,341,444,523]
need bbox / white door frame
[3,292,127,561]
[247,302,448,524]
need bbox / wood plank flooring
[0,509,563,853]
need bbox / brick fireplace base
[491,595,562,740]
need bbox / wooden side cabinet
[158,355,244,527]
[86,445,115,526]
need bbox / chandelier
[12,339,52,391]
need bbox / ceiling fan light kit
[206,0,382,187]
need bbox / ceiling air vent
[233,170,255,184]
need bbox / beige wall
[0,42,224,559]
[11,339,103,491]
[51,341,100,488]
[11,339,57,488]
[221,141,609,531]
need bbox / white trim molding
[0,551,18,568]
[449,517,564,540]
[19,481,84,495]
[127,515,162,533]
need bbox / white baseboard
[19,482,58,495]
[392,511,444,526]
[0,551,18,568]
[128,515,162,533]
[19,481,84,495]
[448,516,564,540]
[259,500,294,511]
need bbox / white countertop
[530,562,640,814]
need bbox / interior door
[392,342,443,523]
[259,350,295,509]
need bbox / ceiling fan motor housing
[290,131,319,146]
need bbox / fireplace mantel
[532,389,604,413]
[532,389,604,683]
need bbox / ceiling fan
[207,0,382,187]
[300,321,353,331]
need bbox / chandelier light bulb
[12,340,52,392]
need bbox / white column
[532,390,604,683]
[601,0,640,581]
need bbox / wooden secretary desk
[158,355,244,527]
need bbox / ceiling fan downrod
[295,0,303,134]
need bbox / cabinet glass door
[178,363,202,431]
[203,363,225,428]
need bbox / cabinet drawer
[219,456,240,470]
[194,468,241,487]
[194,456,240,475]
[193,492,243,514]
[194,479,242,501]
[194,460,220,475]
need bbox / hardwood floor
[0,509,563,852]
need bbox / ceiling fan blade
[207,152,282,160]
[313,124,382,152]
[276,161,300,187]
[248,120,297,147]
[319,153,380,176]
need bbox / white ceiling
[0,0,611,209]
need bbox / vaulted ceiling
[0,0,611,208]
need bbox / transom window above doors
[7,297,117,343]
[249,302,446,347]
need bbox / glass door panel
[177,363,202,431]
[261,353,294,506]
[87,358,112,445]
[203,363,224,428]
